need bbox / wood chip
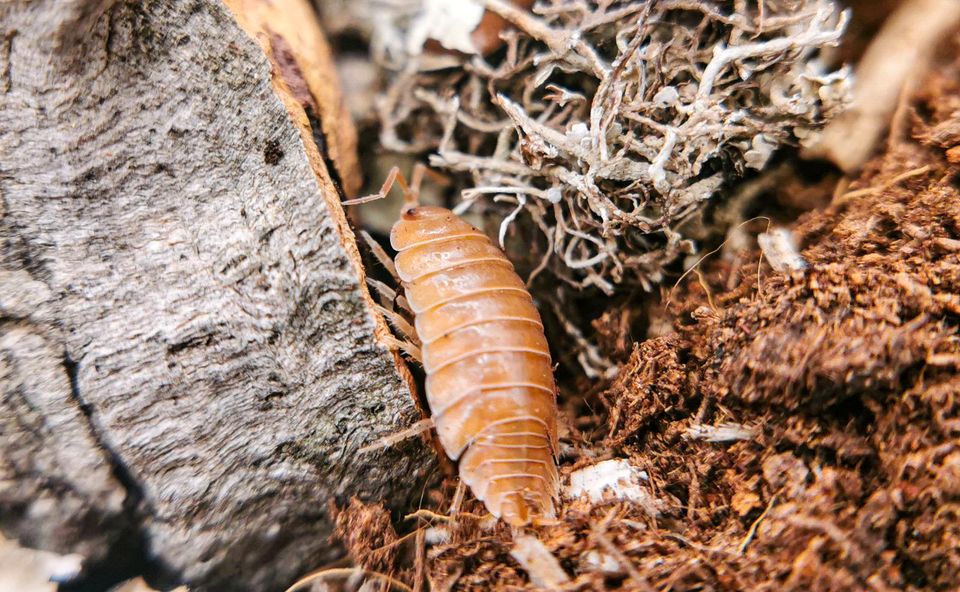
[510,535,570,589]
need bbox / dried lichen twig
[372,0,851,292]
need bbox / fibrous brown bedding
[331,45,960,592]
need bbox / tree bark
[0,1,430,590]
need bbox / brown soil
[331,30,960,592]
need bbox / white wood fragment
[685,422,757,442]
[758,227,808,272]
[510,535,571,589]
[424,526,451,545]
[407,0,485,55]
[582,549,623,575]
[745,134,776,170]
[565,459,660,517]
[0,534,82,592]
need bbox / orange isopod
[390,205,560,526]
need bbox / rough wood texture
[0,1,430,590]
[225,0,363,198]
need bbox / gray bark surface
[0,1,430,590]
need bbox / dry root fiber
[330,43,960,592]
[372,0,850,292]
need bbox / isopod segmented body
[391,206,560,525]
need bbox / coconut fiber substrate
[329,41,960,592]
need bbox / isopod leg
[352,163,451,211]
[341,165,406,207]
[357,417,436,454]
[366,277,397,308]
[375,304,421,347]
[361,231,416,320]
[382,334,423,364]
[360,229,399,280]
[448,479,466,516]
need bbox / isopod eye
[402,205,449,221]
[402,207,422,220]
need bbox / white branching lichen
[372,0,851,292]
